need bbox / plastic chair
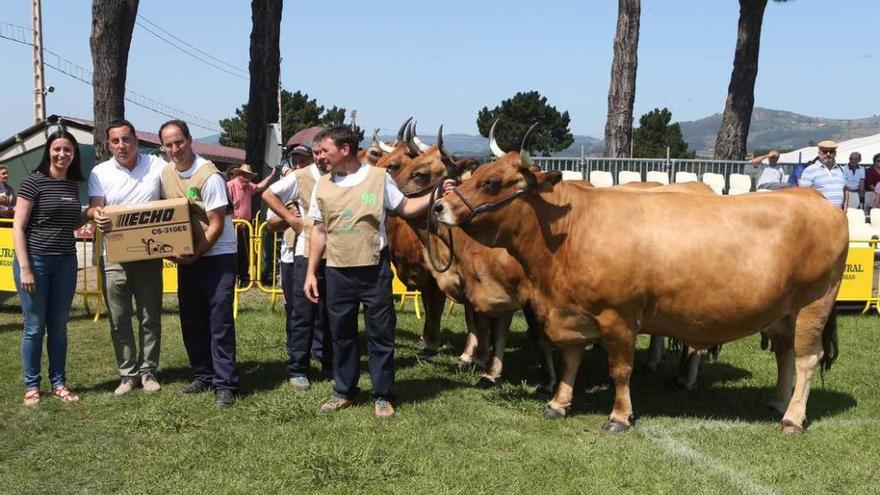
[674,171,698,184]
[561,170,583,181]
[589,170,614,188]
[702,173,726,195]
[646,171,669,185]
[618,170,642,185]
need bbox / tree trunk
[714,0,768,160]
[90,0,139,162]
[245,0,283,173]
[604,0,640,158]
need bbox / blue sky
[1,0,877,141]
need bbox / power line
[1,22,221,133]
[135,14,247,76]
[134,18,248,80]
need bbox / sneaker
[215,389,235,408]
[319,395,353,413]
[181,380,211,394]
[289,376,311,391]
[114,377,137,397]
[141,373,161,393]
[374,399,395,419]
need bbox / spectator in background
[866,153,880,208]
[226,163,278,287]
[843,152,865,208]
[12,129,85,406]
[752,150,787,190]
[0,164,16,219]
[799,140,845,208]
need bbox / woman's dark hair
[34,129,84,181]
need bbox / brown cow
[433,148,846,434]
[392,124,557,391]
[370,119,449,356]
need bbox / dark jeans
[235,223,251,285]
[325,249,396,401]
[281,256,332,378]
[177,254,239,392]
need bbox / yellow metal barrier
[254,220,284,312]
[838,240,879,313]
[231,218,257,318]
[391,264,421,319]
[0,219,16,293]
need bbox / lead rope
[425,182,455,273]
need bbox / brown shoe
[374,399,395,419]
[141,373,161,393]
[319,395,353,413]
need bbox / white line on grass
[640,428,778,495]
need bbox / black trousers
[325,249,396,401]
[177,254,240,392]
[281,256,332,378]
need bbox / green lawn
[0,293,878,494]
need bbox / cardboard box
[102,198,195,263]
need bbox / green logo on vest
[186,187,201,201]
[339,208,358,235]
[361,191,377,206]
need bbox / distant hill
[679,107,880,157]
[195,133,221,144]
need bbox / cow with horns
[432,126,846,434]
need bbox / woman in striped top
[13,129,85,406]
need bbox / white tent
[779,132,880,164]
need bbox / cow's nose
[432,202,444,217]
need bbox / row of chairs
[562,170,755,195]
[846,208,880,244]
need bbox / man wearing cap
[751,150,787,190]
[226,163,278,287]
[87,119,165,396]
[799,140,846,208]
[303,125,454,419]
[262,143,333,390]
[844,152,865,208]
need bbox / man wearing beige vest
[158,119,239,408]
[263,144,332,390]
[304,125,454,419]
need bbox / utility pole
[32,0,47,123]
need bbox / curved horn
[396,116,414,143]
[373,128,395,154]
[437,125,455,162]
[519,122,539,170]
[488,119,505,158]
[404,119,422,156]
[410,121,430,152]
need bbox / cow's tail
[820,304,839,375]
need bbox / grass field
[1,292,879,494]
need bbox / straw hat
[231,163,256,177]
[817,140,838,150]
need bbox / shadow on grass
[488,338,856,425]
[395,376,470,406]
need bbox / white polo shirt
[89,153,164,206]
[269,164,323,259]
[799,162,846,207]
[171,155,237,257]
[308,163,404,251]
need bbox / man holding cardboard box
[87,119,165,396]
[158,119,239,408]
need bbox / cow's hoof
[542,405,567,420]
[477,376,496,389]
[778,419,805,435]
[601,419,631,434]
